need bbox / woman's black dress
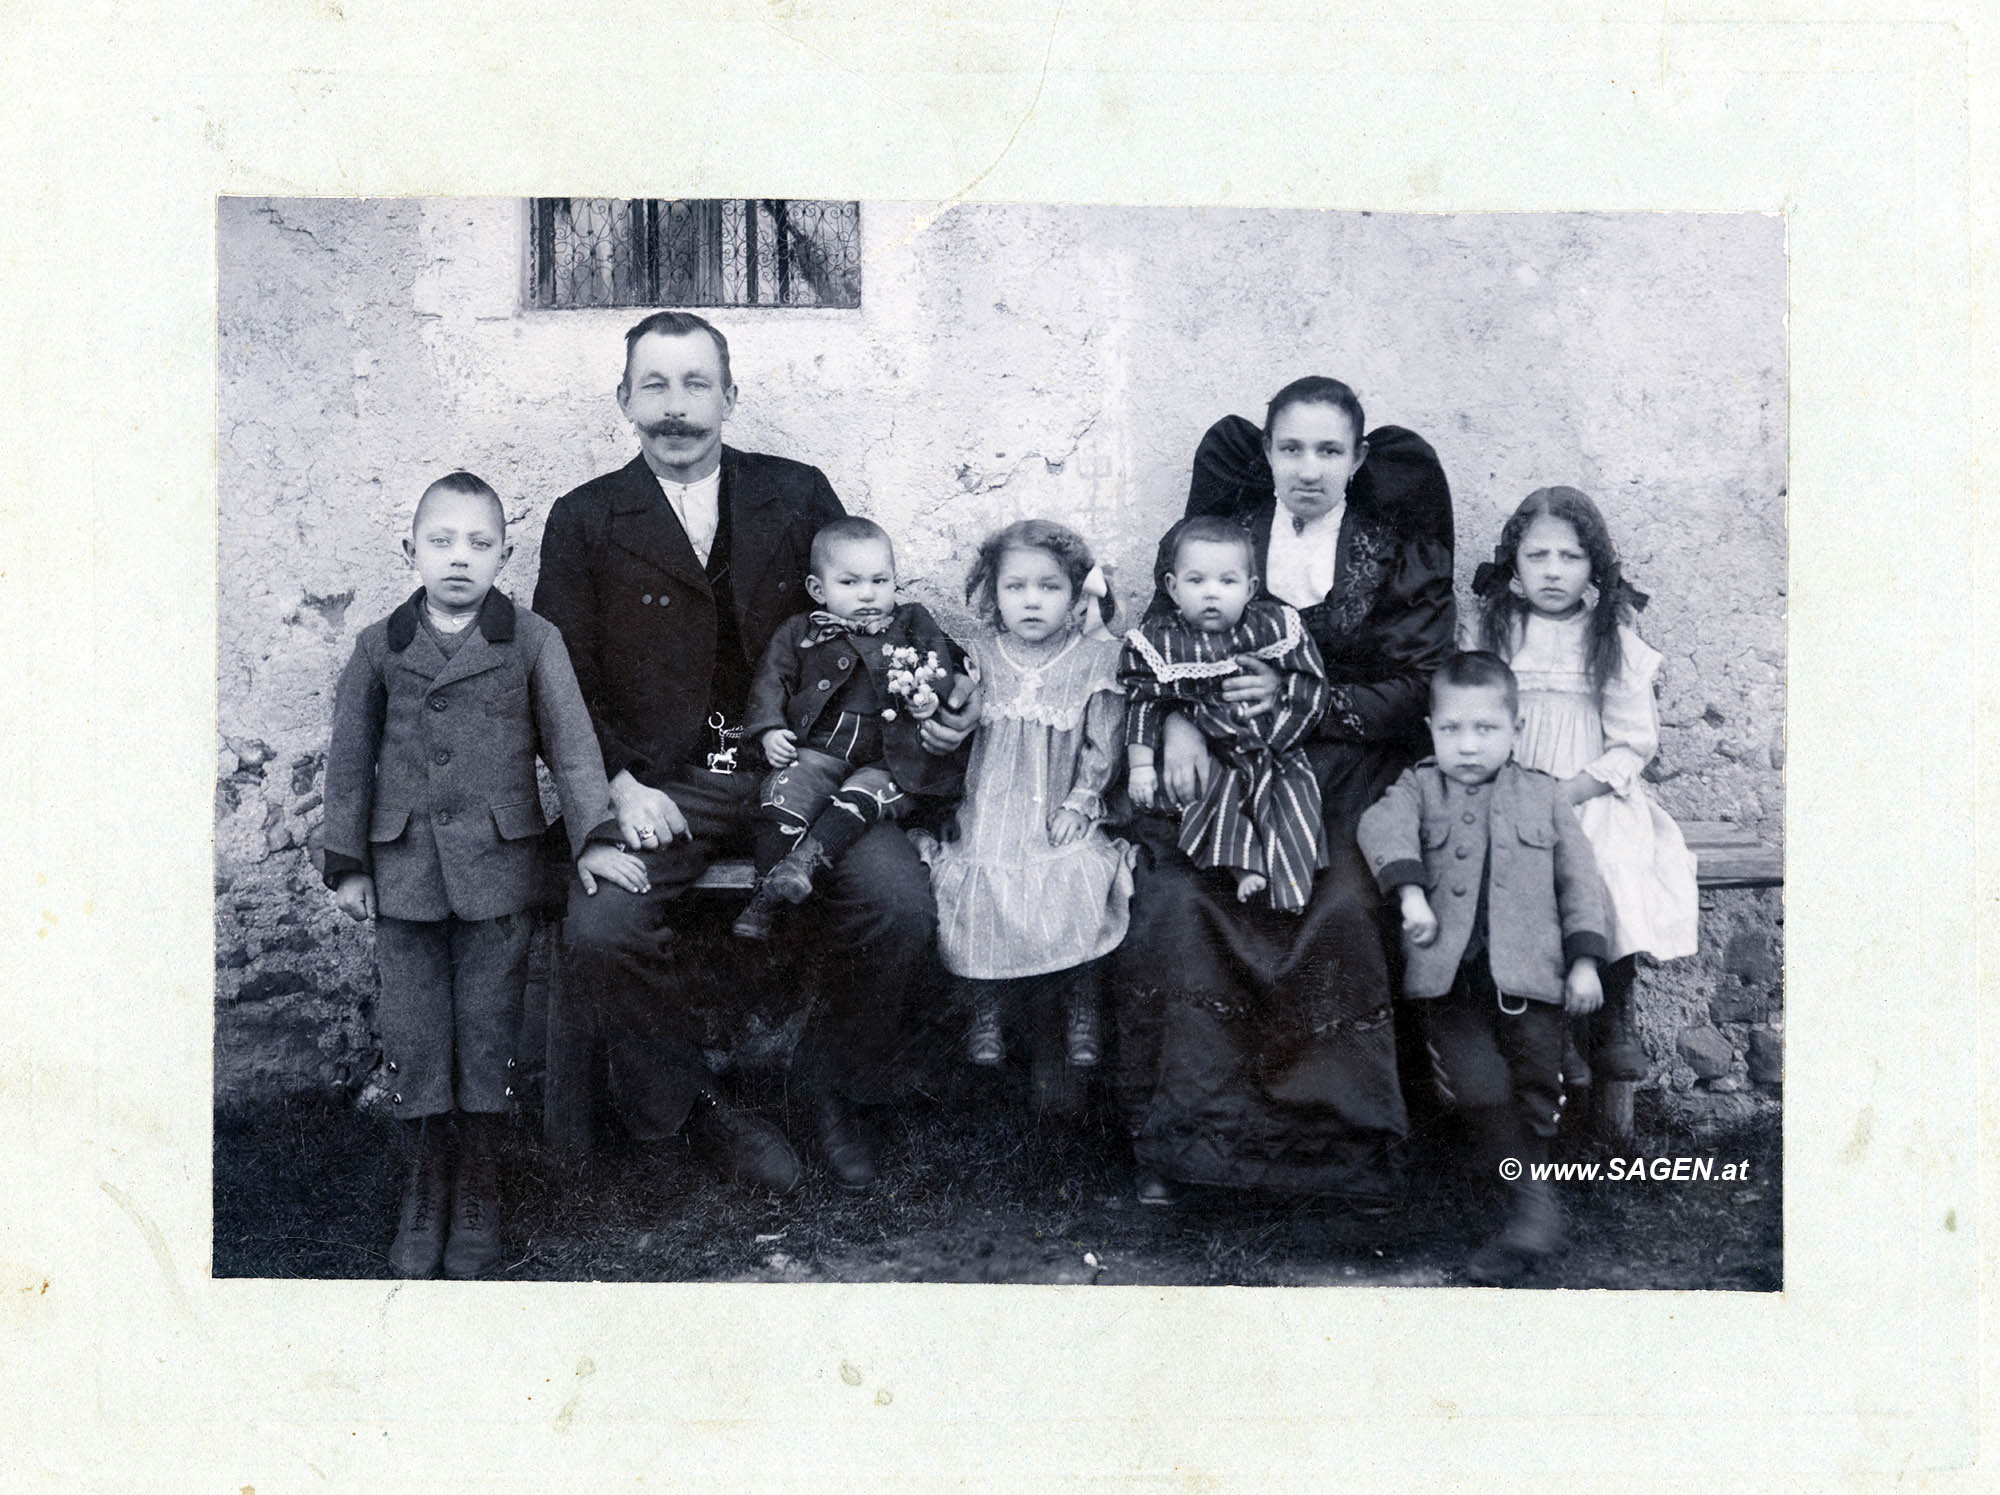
[1114,415,1456,1200]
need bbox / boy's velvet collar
[385,587,516,651]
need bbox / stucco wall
[215,199,1785,1106]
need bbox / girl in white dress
[926,520,1134,1075]
[1470,486,1698,1080]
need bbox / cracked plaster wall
[218,199,1786,1110]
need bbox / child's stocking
[763,793,882,904]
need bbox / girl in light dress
[923,519,1134,1080]
[1470,485,1699,1080]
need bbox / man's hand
[921,674,980,755]
[1048,807,1091,846]
[762,728,799,768]
[1564,957,1605,1016]
[333,872,377,923]
[1221,654,1280,717]
[1398,884,1439,947]
[609,768,690,851]
[1158,712,1214,807]
[576,842,652,897]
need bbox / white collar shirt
[655,466,722,567]
[1263,500,1344,610]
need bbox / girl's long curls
[1472,486,1649,709]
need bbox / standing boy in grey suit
[323,472,646,1279]
[1358,650,1609,1285]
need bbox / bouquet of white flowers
[882,646,948,721]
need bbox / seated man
[533,311,973,1190]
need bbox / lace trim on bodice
[1121,605,1304,682]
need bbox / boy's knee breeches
[374,912,533,1119]
[759,747,907,832]
[1419,956,1568,1140]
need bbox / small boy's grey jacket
[321,588,618,922]
[1356,759,1610,1003]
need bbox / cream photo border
[0,2,1988,1489]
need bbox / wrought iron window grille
[528,199,861,310]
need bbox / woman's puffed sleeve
[1319,534,1457,743]
[1584,625,1663,796]
[1062,687,1128,821]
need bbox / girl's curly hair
[1473,486,1644,709]
[964,519,1115,631]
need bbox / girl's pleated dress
[926,629,1135,980]
[1506,611,1698,962]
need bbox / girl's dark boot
[443,1112,505,1280]
[388,1116,448,1279]
[1591,963,1649,1081]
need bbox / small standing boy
[322,472,646,1279]
[1357,650,1610,1284]
[732,516,970,940]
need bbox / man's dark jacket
[533,447,841,785]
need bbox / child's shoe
[442,1118,504,1280]
[966,999,1005,1067]
[731,882,783,941]
[1592,995,1649,1081]
[388,1124,447,1279]
[763,833,832,905]
[1134,1169,1178,1207]
[1466,1178,1563,1285]
[1064,993,1102,1069]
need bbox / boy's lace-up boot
[388,1118,448,1279]
[442,1115,505,1280]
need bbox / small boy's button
[838,657,851,669]
[1461,812,1475,824]
[642,594,653,604]
[1455,845,1469,859]
[391,1092,403,1104]
[816,679,832,690]
[1452,884,1467,896]
[430,696,448,711]
[433,749,450,766]
[386,1060,398,1072]
[436,810,452,825]
[504,1086,515,1098]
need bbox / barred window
[528,199,861,310]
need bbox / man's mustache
[640,418,710,440]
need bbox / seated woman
[1114,376,1456,1206]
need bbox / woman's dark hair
[965,518,1115,630]
[1473,486,1636,708]
[1262,376,1366,451]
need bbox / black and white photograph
[213,198,1785,1290]
[10,1,1985,1484]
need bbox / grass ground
[214,1068,1780,1289]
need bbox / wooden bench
[1591,820,1782,1141]
[543,826,1783,1153]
